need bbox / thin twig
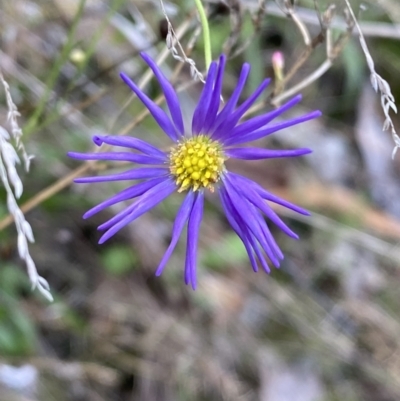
[283,0,311,47]
[273,3,336,96]
[343,0,399,158]
[272,12,353,105]
[159,1,205,81]
[262,1,400,39]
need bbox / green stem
[193,0,212,68]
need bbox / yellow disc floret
[169,135,226,192]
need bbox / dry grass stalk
[344,0,399,158]
[159,0,205,82]
[0,71,53,301]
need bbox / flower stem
[193,0,212,68]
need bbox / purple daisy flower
[68,53,321,289]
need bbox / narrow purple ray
[228,185,279,274]
[227,178,284,265]
[222,185,277,269]
[82,176,167,219]
[225,95,303,141]
[226,147,312,160]
[141,53,184,136]
[211,62,250,134]
[225,110,322,146]
[98,178,176,243]
[212,78,271,139]
[120,72,178,142]
[93,135,167,159]
[231,78,271,119]
[223,179,280,266]
[155,191,196,276]
[185,191,204,289]
[229,172,310,216]
[74,167,168,184]
[192,62,218,134]
[98,177,175,232]
[257,213,284,261]
[202,54,226,133]
[230,178,298,239]
[184,231,192,286]
[244,202,280,268]
[68,151,163,165]
[219,188,258,272]
[248,232,272,273]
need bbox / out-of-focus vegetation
[1,0,400,400]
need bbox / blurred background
[1,0,400,400]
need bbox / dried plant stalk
[344,0,399,158]
[159,0,205,82]
[0,71,53,301]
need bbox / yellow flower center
[169,135,226,192]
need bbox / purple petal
[229,172,310,216]
[93,135,167,159]
[202,55,226,133]
[257,216,284,262]
[185,191,204,289]
[248,232,272,273]
[225,110,322,146]
[213,78,271,139]
[192,62,218,134]
[243,204,280,268]
[222,178,280,266]
[120,72,178,142]
[140,53,184,136]
[74,167,168,183]
[225,176,283,265]
[227,95,302,140]
[184,230,192,286]
[229,176,298,239]
[219,188,258,272]
[224,185,274,272]
[97,177,174,231]
[83,176,166,219]
[155,191,196,276]
[223,184,278,269]
[67,151,164,165]
[240,216,273,273]
[260,191,310,216]
[230,78,271,118]
[211,63,250,134]
[225,147,312,160]
[98,178,176,242]
[245,196,283,263]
